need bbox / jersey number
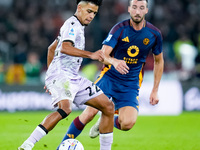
[85,83,101,97]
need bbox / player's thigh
[74,77,103,105]
[74,77,114,114]
[118,106,138,125]
[85,93,114,115]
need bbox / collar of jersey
[73,15,85,26]
[129,19,146,32]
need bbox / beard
[131,15,144,24]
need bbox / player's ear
[145,8,148,14]
[128,6,130,13]
[77,4,82,13]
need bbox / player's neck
[130,19,145,31]
[73,14,84,26]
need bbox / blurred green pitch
[0,111,199,150]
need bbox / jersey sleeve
[152,31,163,55]
[102,23,123,48]
[61,23,78,45]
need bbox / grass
[0,111,199,150]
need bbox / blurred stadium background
[0,0,200,113]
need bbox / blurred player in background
[58,0,164,145]
[18,0,115,150]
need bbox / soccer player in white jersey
[18,0,114,150]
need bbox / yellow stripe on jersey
[138,64,144,88]
[94,65,111,84]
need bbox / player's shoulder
[62,16,81,29]
[145,21,162,36]
[110,19,130,34]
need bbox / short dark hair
[77,0,103,6]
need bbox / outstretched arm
[101,45,129,75]
[61,41,104,62]
[150,52,164,105]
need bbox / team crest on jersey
[105,34,113,42]
[143,38,150,45]
[69,28,75,36]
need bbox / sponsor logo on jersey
[122,36,129,42]
[143,38,150,45]
[127,45,139,57]
[123,57,138,64]
[124,45,140,64]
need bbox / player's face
[128,0,148,24]
[77,3,99,26]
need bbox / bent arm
[61,42,93,58]
[61,42,104,61]
[101,45,129,74]
[101,45,115,65]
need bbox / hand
[90,50,104,62]
[44,86,51,95]
[149,91,159,105]
[113,59,129,75]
